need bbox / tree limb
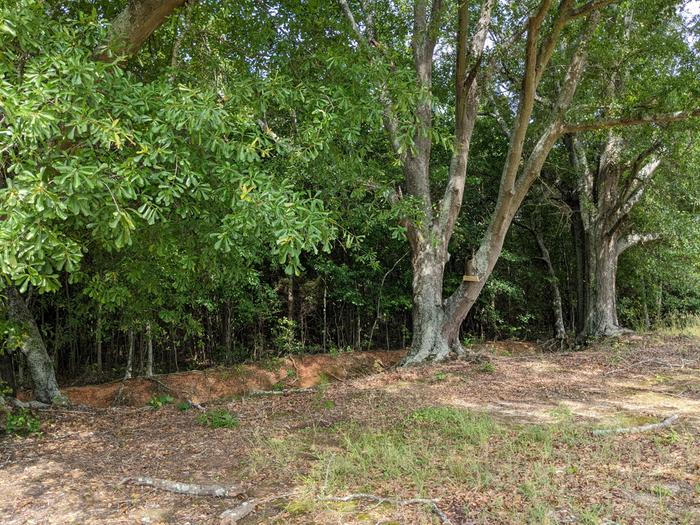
[563,109,700,133]
[97,0,191,60]
[616,232,660,256]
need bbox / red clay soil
[62,350,404,407]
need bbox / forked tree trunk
[5,287,65,404]
[569,134,662,339]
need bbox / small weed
[148,394,174,409]
[313,386,335,410]
[5,409,41,436]
[272,381,286,392]
[197,409,239,429]
[653,428,680,446]
[478,361,496,374]
[273,317,303,355]
[434,372,447,381]
[651,485,674,498]
[519,481,538,500]
[176,401,191,411]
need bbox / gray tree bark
[98,0,190,60]
[5,287,65,404]
[124,328,135,380]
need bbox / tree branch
[570,0,617,19]
[563,109,700,133]
[97,0,190,60]
[616,232,660,256]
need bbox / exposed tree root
[122,476,244,497]
[10,398,51,409]
[592,414,679,436]
[318,493,452,524]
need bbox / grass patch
[410,406,496,444]
[309,407,499,494]
[196,409,239,429]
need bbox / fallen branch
[122,476,244,497]
[220,491,301,524]
[591,414,679,436]
[248,387,316,396]
[319,493,452,525]
[220,500,256,524]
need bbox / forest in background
[1,0,699,403]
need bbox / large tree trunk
[404,246,452,364]
[568,126,662,340]
[581,228,622,337]
[5,287,65,404]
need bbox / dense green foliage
[1,0,698,391]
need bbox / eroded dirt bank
[61,350,404,407]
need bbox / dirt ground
[1,334,699,524]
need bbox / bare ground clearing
[1,334,699,524]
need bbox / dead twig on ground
[219,491,300,524]
[318,493,452,525]
[591,414,679,436]
[121,476,244,497]
[219,500,256,524]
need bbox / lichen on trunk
[5,287,65,404]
